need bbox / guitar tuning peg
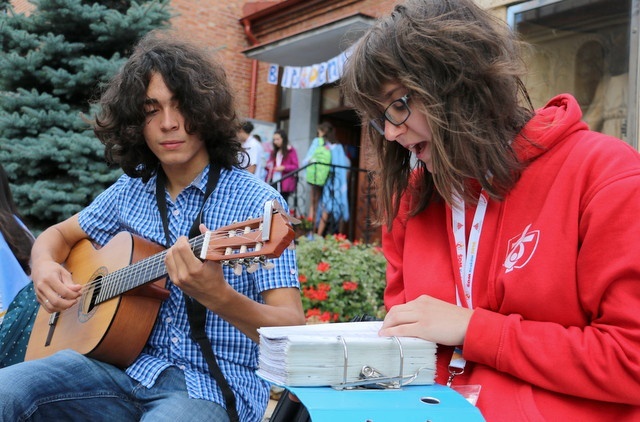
[247,262,260,273]
[233,262,243,276]
[245,257,260,273]
[261,260,275,270]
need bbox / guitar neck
[92,208,295,305]
[94,235,205,305]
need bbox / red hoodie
[384,94,640,421]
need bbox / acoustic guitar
[25,202,296,368]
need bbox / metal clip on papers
[331,335,430,390]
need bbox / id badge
[451,384,482,406]
[448,347,481,406]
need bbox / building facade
[168,0,639,240]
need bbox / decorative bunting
[281,66,293,88]
[267,47,352,89]
[267,64,279,85]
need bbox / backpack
[306,138,331,186]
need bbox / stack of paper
[257,321,437,387]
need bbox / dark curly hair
[341,0,534,228]
[92,30,242,181]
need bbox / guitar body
[25,232,169,368]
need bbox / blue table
[287,384,486,421]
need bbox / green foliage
[297,215,315,233]
[296,234,388,322]
[0,0,172,232]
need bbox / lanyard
[451,190,488,309]
[448,189,488,386]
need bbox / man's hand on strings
[31,260,82,313]
[164,224,233,306]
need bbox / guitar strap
[156,164,240,422]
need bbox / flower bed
[295,234,387,323]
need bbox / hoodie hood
[513,94,589,163]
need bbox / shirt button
[171,337,179,344]
[179,365,186,370]
[165,317,173,323]
[172,209,180,216]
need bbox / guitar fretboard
[94,235,206,304]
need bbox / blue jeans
[0,350,230,422]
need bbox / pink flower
[303,285,330,301]
[306,308,321,318]
[302,287,316,300]
[317,261,330,272]
[319,311,333,322]
[317,283,331,292]
[342,281,358,291]
[314,289,328,301]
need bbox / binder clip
[331,335,430,390]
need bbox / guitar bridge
[45,312,59,347]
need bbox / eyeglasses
[370,94,412,135]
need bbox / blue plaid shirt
[78,165,299,422]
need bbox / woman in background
[0,163,33,322]
[265,129,299,203]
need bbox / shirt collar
[146,164,211,195]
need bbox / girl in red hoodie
[341,0,640,420]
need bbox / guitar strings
[78,226,265,304]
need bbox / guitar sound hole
[81,276,103,314]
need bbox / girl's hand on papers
[378,295,473,346]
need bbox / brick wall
[249,0,395,44]
[170,0,397,123]
[170,0,272,120]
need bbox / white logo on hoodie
[504,224,539,273]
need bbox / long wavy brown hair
[271,129,293,160]
[92,30,242,182]
[341,0,535,229]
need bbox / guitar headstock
[198,210,296,274]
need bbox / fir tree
[0,0,172,232]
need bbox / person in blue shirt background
[316,140,350,236]
[0,31,304,422]
[0,162,33,322]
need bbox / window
[508,0,631,142]
[321,84,341,112]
